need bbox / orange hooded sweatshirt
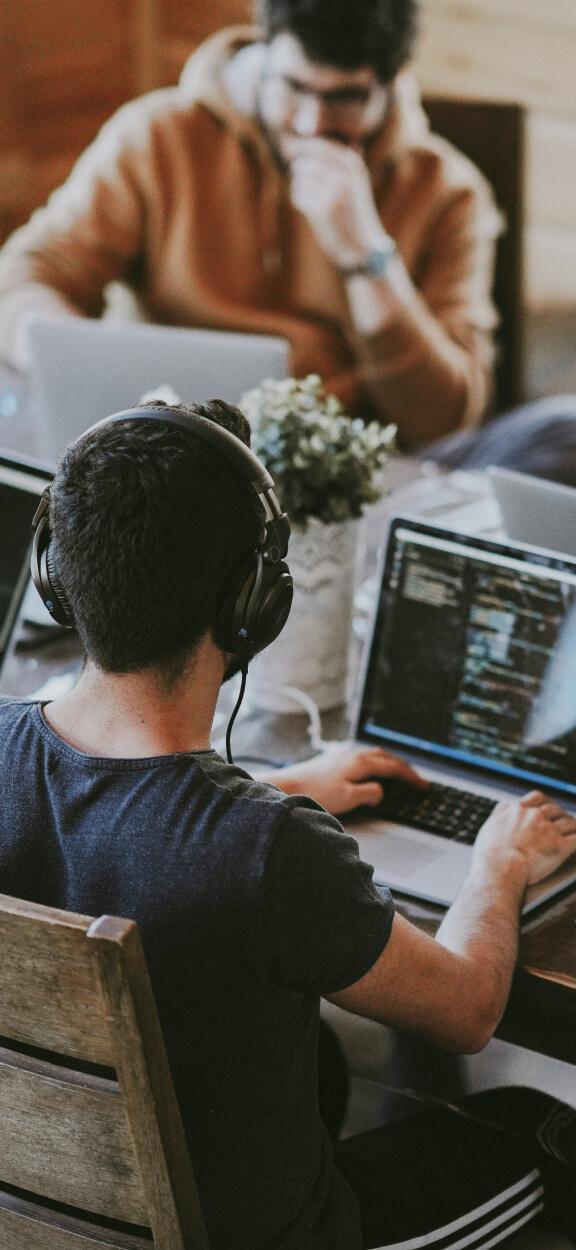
[0,27,500,446]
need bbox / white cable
[250,682,339,755]
[213,678,340,758]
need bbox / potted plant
[240,374,396,712]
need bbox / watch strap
[340,238,396,279]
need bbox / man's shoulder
[0,698,37,743]
[372,72,495,205]
[416,130,494,200]
[195,756,357,856]
[391,124,495,206]
[195,755,332,822]
[93,87,219,153]
[0,696,32,712]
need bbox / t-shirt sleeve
[258,801,394,995]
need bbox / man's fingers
[520,790,546,808]
[552,817,576,838]
[368,758,427,787]
[352,781,385,809]
[351,748,427,788]
[539,801,568,821]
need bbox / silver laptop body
[346,515,576,916]
[29,318,290,464]
[489,465,576,557]
[0,448,54,673]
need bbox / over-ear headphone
[30,405,293,659]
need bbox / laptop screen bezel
[0,447,54,675]
[352,512,576,801]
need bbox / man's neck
[42,638,226,759]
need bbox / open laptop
[29,318,290,464]
[489,465,576,557]
[345,514,576,915]
[0,448,54,675]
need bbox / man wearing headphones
[1,400,576,1250]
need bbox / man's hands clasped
[288,137,391,271]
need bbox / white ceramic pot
[249,516,361,713]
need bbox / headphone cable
[225,661,248,764]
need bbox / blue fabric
[423,395,576,485]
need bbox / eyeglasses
[261,73,384,125]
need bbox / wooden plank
[131,0,163,94]
[0,0,25,239]
[17,0,133,58]
[92,918,209,1250]
[162,0,250,42]
[0,895,117,1064]
[420,0,576,32]
[0,155,30,210]
[527,225,576,308]
[416,0,576,118]
[0,1048,147,1223]
[527,115,576,234]
[0,1192,151,1250]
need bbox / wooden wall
[0,0,250,241]
[415,0,576,308]
[2,0,574,307]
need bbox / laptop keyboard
[375,780,497,845]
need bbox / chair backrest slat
[0,1047,147,1221]
[0,894,210,1249]
[0,896,115,1064]
[0,1190,152,1250]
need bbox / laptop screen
[0,451,53,670]
[355,516,576,799]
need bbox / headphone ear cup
[31,508,72,627]
[44,544,74,626]
[214,556,259,655]
[215,555,293,657]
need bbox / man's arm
[0,96,150,370]
[289,138,499,445]
[328,792,576,1053]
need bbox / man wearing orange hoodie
[0,0,501,449]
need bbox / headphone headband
[30,401,293,656]
[83,406,276,494]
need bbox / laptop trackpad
[348,821,455,879]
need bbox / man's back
[0,699,392,1249]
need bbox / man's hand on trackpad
[266,744,427,816]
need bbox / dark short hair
[49,400,264,681]
[256,0,419,83]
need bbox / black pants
[319,1028,576,1250]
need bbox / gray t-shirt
[0,700,394,1249]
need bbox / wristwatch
[340,237,396,280]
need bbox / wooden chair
[423,96,527,414]
[0,892,209,1249]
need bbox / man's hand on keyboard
[267,744,427,816]
[473,790,576,886]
